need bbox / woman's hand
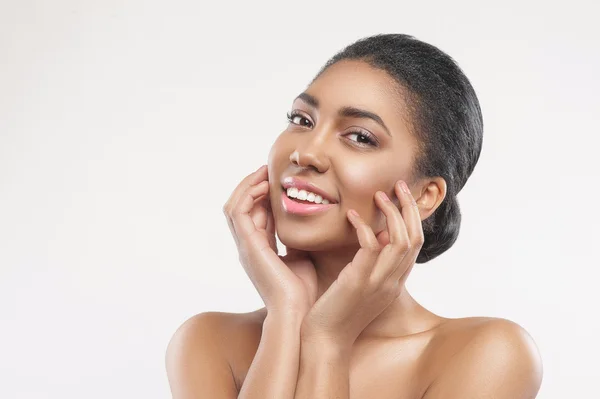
[300,180,425,348]
[223,165,318,317]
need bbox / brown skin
[166,60,543,398]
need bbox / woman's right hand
[223,165,318,317]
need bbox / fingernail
[349,209,359,217]
[378,191,390,201]
[399,181,410,194]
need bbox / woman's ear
[415,177,447,220]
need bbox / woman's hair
[311,34,484,264]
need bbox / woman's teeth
[286,187,330,204]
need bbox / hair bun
[417,195,461,264]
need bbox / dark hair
[311,34,484,263]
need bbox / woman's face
[268,59,419,251]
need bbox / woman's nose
[289,140,330,173]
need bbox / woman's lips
[281,176,338,204]
[281,191,336,215]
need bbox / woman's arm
[293,183,421,399]
[166,311,306,399]
[220,165,319,396]
[168,165,318,398]
[294,337,351,398]
[237,311,304,398]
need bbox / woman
[166,33,543,398]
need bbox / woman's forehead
[296,60,412,138]
[305,61,400,105]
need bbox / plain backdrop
[1,0,598,398]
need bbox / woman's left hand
[300,180,425,348]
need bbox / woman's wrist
[300,326,353,356]
[300,334,352,364]
[264,309,305,330]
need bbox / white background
[1,1,598,398]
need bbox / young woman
[166,33,543,398]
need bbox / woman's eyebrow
[294,92,391,137]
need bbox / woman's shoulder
[422,316,543,398]
[171,307,268,347]
[432,316,541,354]
[165,308,269,395]
[433,315,535,338]
[429,316,541,364]
[182,307,267,325]
[167,308,269,390]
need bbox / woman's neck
[306,247,447,340]
[307,247,354,298]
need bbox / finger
[262,195,278,252]
[223,165,267,245]
[225,215,239,247]
[389,180,425,282]
[249,193,269,230]
[231,165,269,212]
[345,209,381,280]
[231,182,279,279]
[370,191,410,285]
[226,181,268,250]
[231,180,270,239]
[226,192,267,247]
[231,182,280,273]
[395,181,425,247]
[376,228,390,248]
[223,165,268,215]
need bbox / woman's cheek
[268,132,294,166]
[339,161,386,201]
[339,161,397,229]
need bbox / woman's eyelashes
[286,111,312,127]
[286,110,379,148]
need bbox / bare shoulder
[166,307,267,360]
[170,306,266,335]
[165,308,268,394]
[423,316,543,398]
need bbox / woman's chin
[276,223,349,252]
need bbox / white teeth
[286,187,332,205]
[297,190,308,200]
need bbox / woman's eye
[346,131,378,147]
[286,112,378,148]
[286,112,312,128]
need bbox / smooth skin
[166,60,543,399]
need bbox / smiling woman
[166,33,543,399]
